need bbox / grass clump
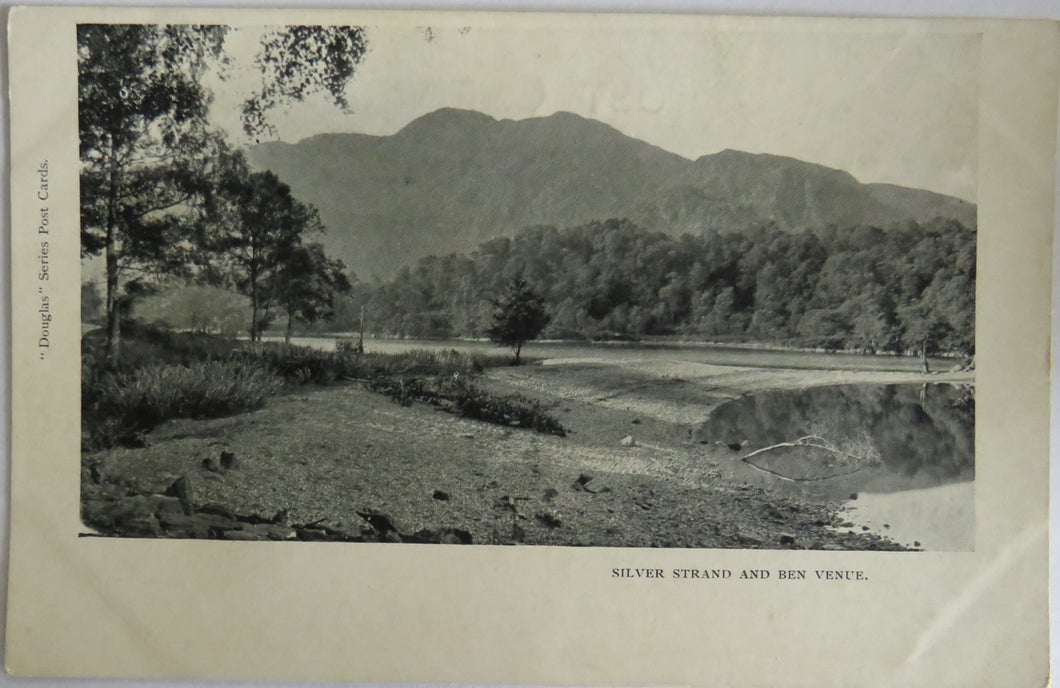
[83,360,283,449]
[81,321,524,448]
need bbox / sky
[206,18,980,201]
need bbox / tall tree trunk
[249,241,260,342]
[515,341,522,364]
[250,288,259,342]
[357,304,365,354]
[250,268,260,342]
[285,306,293,345]
[921,337,930,374]
[104,152,121,365]
[105,232,120,365]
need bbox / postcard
[5,6,1055,686]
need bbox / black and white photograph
[76,20,979,551]
[9,6,1059,686]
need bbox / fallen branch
[742,458,869,482]
[740,434,879,482]
[742,435,875,464]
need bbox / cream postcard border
[5,8,1055,687]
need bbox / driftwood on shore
[740,434,881,483]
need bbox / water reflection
[697,383,974,502]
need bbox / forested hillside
[350,218,975,356]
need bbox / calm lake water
[272,335,957,373]
[698,383,975,550]
[697,383,974,501]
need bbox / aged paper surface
[4,6,1055,687]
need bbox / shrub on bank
[360,348,507,377]
[237,344,353,385]
[368,375,567,437]
[451,384,567,436]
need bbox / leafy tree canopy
[78,22,367,360]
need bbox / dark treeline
[342,218,974,356]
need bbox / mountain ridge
[249,108,976,279]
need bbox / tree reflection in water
[698,383,974,501]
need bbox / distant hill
[249,108,976,279]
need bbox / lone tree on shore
[487,278,550,364]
